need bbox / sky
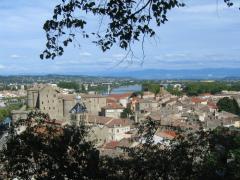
[0,0,240,75]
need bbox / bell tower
[69,95,87,125]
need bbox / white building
[101,104,124,118]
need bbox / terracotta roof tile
[87,115,131,128]
[102,141,119,149]
[207,101,218,109]
[191,97,206,103]
[108,93,132,100]
[103,103,124,109]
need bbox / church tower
[69,95,87,125]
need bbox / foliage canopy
[1,112,240,179]
[41,0,238,60]
[217,97,240,115]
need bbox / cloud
[10,54,23,59]
[0,64,5,69]
[79,52,92,57]
[112,53,125,58]
[180,3,231,14]
[154,52,188,61]
[0,0,240,74]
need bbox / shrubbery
[1,112,240,179]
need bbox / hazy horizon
[0,0,240,75]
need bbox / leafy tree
[230,82,240,91]
[0,103,23,123]
[1,112,240,179]
[41,0,186,59]
[142,83,160,98]
[166,85,183,96]
[217,97,240,115]
[131,91,143,98]
[0,111,101,179]
[57,81,80,91]
[121,107,133,118]
[149,84,160,97]
[200,127,240,179]
[40,0,238,60]
[87,85,108,94]
[184,82,229,96]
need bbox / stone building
[86,115,132,146]
[138,98,159,112]
[108,93,131,108]
[12,85,107,122]
[11,106,29,123]
[81,94,107,116]
[27,85,74,120]
[101,104,124,118]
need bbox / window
[42,101,44,104]
[49,107,51,110]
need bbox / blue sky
[0,0,240,75]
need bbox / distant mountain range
[1,68,240,80]
[97,68,240,80]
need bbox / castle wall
[82,96,107,115]
[27,90,38,109]
[21,86,108,122]
[38,86,62,119]
[63,99,76,120]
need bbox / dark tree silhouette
[41,0,185,59]
[1,112,240,179]
[217,97,240,115]
[41,0,238,60]
[121,107,133,118]
[0,111,101,179]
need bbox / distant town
[1,75,240,155]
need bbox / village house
[85,115,133,145]
[138,98,159,113]
[108,93,131,108]
[142,91,155,99]
[101,103,124,118]
[80,94,107,116]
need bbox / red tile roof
[87,115,131,128]
[103,103,124,109]
[106,118,130,128]
[81,94,106,98]
[107,98,117,104]
[200,93,212,96]
[45,119,64,126]
[87,115,111,125]
[207,101,218,109]
[191,97,206,103]
[156,130,177,140]
[102,141,119,149]
[108,93,132,100]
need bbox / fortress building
[12,85,107,122]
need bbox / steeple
[69,95,87,125]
